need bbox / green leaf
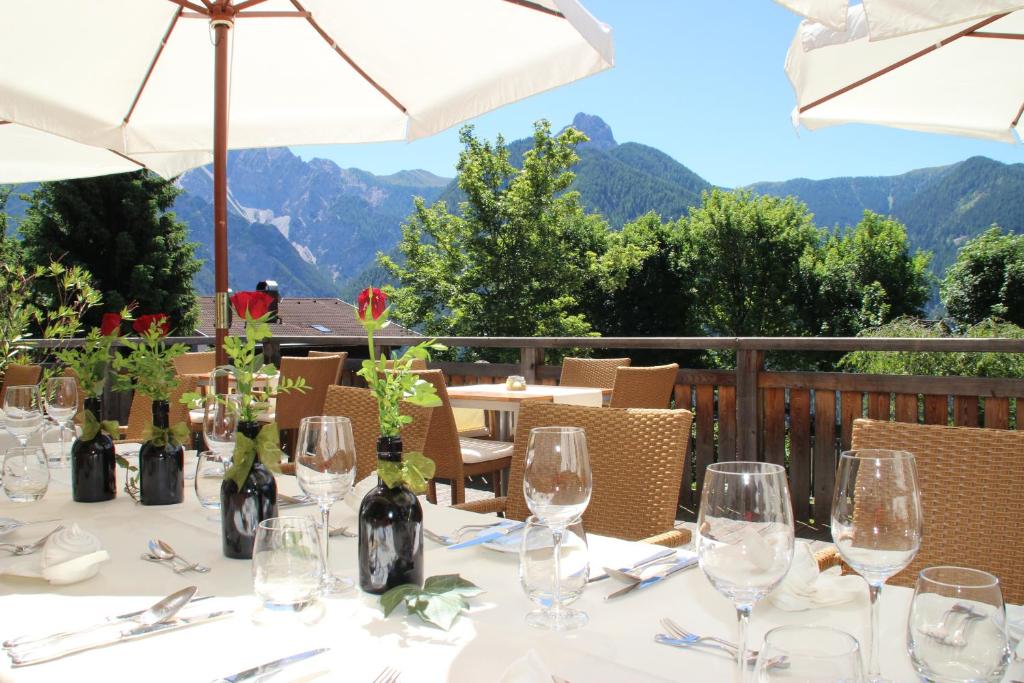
[423,574,483,598]
[380,584,420,617]
[412,593,465,631]
[377,460,404,488]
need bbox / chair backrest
[503,403,693,542]
[850,418,1024,603]
[385,358,427,371]
[274,355,344,430]
[609,363,679,409]
[122,374,200,441]
[414,370,463,483]
[559,357,631,389]
[1,364,42,404]
[308,351,348,384]
[322,385,433,480]
[173,351,215,376]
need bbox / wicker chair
[308,351,348,384]
[814,418,1024,604]
[559,357,631,389]
[416,370,513,505]
[456,402,694,546]
[609,363,679,409]
[275,355,345,455]
[119,375,200,443]
[320,385,433,481]
[1,364,42,404]
[172,351,216,376]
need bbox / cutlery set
[141,539,211,574]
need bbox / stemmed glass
[295,415,356,596]
[522,425,592,631]
[42,377,77,468]
[832,450,922,683]
[697,462,795,683]
[3,385,44,447]
[203,393,240,459]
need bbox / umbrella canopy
[0,0,613,361]
[0,121,209,183]
[785,4,1024,143]
[776,0,1024,38]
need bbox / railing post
[262,340,281,368]
[736,349,764,460]
[519,346,543,383]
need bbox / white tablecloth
[0,463,1020,682]
[446,384,604,412]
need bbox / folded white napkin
[1007,605,1023,659]
[1,524,109,585]
[344,474,379,514]
[768,541,863,611]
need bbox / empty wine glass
[832,450,922,683]
[753,626,864,682]
[522,425,592,631]
[697,462,795,683]
[203,393,240,459]
[3,385,44,447]
[907,566,1009,682]
[295,415,356,596]
[519,516,589,629]
[42,377,77,468]
[252,516,323,624]
[195,450,227,512]
[3,446,49,502]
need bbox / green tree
[942,226,1024,327]
[381,121,608,359]
[18,171,200,333]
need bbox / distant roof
[194,297,418,339]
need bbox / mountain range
[6,113,1022,299]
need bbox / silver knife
[209,648,330,682]
[278,494,315,508]
[588,547,676,583]
[10,610,233,667]
[604,558,698,600]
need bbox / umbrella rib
[166,0,209,13]
[289,0,408,114]
[966,31,1024,39]
[108,148,148,170]
[1012,101,1024,127]
[125,5,185,125]
[234,0,269,9]
[501,0,565,18]
[800,13,1010,114]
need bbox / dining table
[446,384,609,441]
[0,459,1020,683]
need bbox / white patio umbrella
[776,0,1024,38]
[0,0,613,361]
[785,4,1024,143]
[0,121,209,183]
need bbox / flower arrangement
[113,314,186,401]
[355,286,444,492]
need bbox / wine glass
[697,462,795,683]
[3,446,50,502]
[252,516,323,624]
[753,625,864,682]
[832,450,922,683]
[522,425,592,631]
[907,566,1009,683]
[295,415,356,596]
[3,385,44,447]
[203,393,240,459]
[42,377,77,468]
[519,515,589,628]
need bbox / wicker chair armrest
[815,547,852,574]
[278,462,296,476]
[639,528,692,548]
[452,496,508,515]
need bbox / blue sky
[293,1,1022,188]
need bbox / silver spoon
[154,539,210,573]
[0,525,65,556]
[329,526,356,538]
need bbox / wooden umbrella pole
[212,4,233,370]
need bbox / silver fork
[424,521,505,545]
[922,603,986,647]
[659,618,786,668]
[0,525,64,555]
[373,666,401,683]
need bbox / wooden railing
[22,334,1024,532]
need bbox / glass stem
[58,422,66,465]
[320,503,331,579]
[551,527,564,624]
[735,602,752,683]
[867,581,883,680]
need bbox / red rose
[100,312,122,336]
[231,291,274,320]
[133,313,170,336]
[357,287,386,321]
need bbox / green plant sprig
[380,574,483,630]
[112,323,187,401]
[55,307,133,399]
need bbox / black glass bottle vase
[358,436,424,594]
[221,420,278,559]
[71,397,116,503]
[138,400,184,506]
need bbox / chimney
[256,280,280,323]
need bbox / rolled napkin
[768,541,863,611]
[2,524,109,585]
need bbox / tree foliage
[18,171,201,333]
[381,121,608,359]
[941,226,1024,327]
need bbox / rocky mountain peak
[569,112,617,151]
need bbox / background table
[446,384,608,441]
[0,464,1020,682]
